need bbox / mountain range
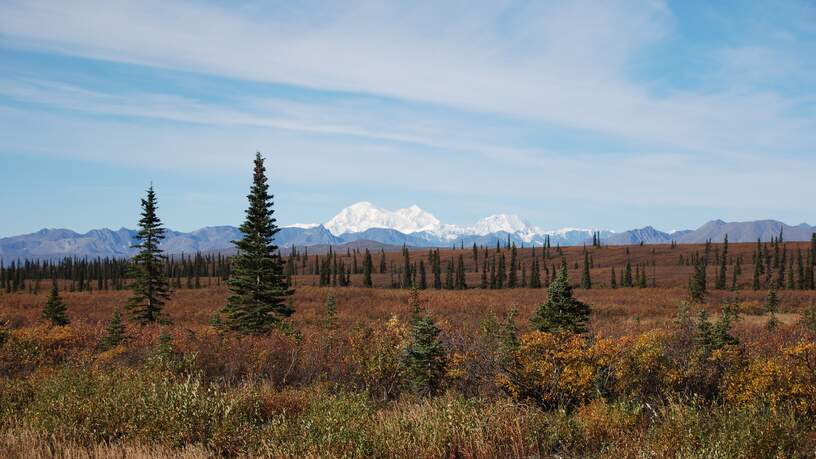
[1,202,813,260]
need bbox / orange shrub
[725,341,816,414]
[499,331,595,409]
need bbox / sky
[0,0,814,237]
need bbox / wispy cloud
[0,0,814,233]
[1,0,813,156]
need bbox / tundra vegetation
[1,155,816,457]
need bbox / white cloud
[0,0,813,157]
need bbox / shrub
[24,368,265,455]
[499,331,596,410]
[346,316,408,401]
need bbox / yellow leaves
[94,345,127,365]
[14,324,76,347]
[724,342,816,415]
[445,351,468,380]
[501,331,596,408]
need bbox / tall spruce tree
[418,260,427,290]
[126,185,171,324]
[362,249,373,287]
[42,280,69,326]
[508,244,518,288]
[688,257,707,303]
[530,265,590,334]
[530,258,541,289]
[222,153,293,335]
[765,284,780,331]
[580,251,592,289]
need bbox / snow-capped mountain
[4,200,813,260]
[299,202,609,245]
[323,202,442,235]
[470,215,536,237]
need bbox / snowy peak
[324,202,441,236]
[471,214,535,236]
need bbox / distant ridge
[600,220,815,246]
[1,205,813,259]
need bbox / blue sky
[1,0,814,236]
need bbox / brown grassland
[1,242,816,457]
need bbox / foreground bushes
[2,369,811,457]
[1,310,816,456]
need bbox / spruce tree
[530,259,541,289]
[610,267,617,289]
[363,249,373,287]
[126,185,171,324]
[688,258,707,304]
[752,256,762,291]
[508,244,518,288]
[580,251,591,289]
[444,258,454,290]
[222,153,293,335]
[497,255,506,289]
[99,309,126,350]
[433,250,442,289]
[404,291,447,397]
[624,260,633,287]
[418,260,427,290]
[42,280,69,326]
[455,254,467,290]
[766,284,780,331]
[530,265,590,334]
[796,249,804,290]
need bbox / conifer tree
[639,265,647,288]
[404,290,447,397]
[716,251,727,290]
[480,259,489,289]
[42,280,69,326]
[580,251,591,289]
[529,258,541,289]
[508,244,518,288]
[363,249,373,287]
[99,309,126,350]
[530,265,590,334]
[610,267,617,289]
[497,254,506,289]
[433,250,442,289]
[752,255,762,291]
[455,254,467,290]
[766,284,780,330]
[712,302,739,349]
[126,185,171,324]
[402,250,412,289]
[797,249,805,290]
[418,260,427,290]
[489,257,497,289]
[444,258,454,290]
[222,153,293,335]
[688,257,707,303]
